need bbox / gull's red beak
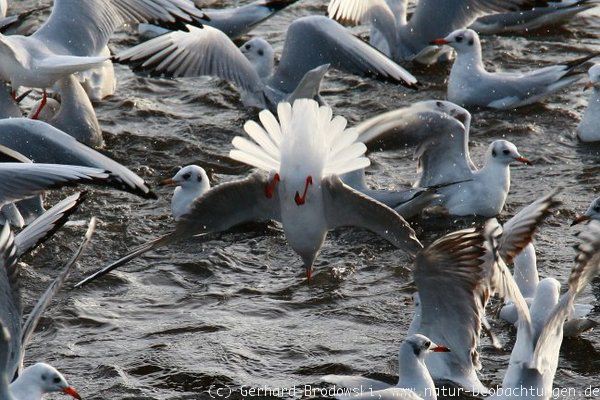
[571,215,591,226]
[515,156,532,166]
[63,386,82,400]
[159,178,177,186]
[430,39,449,45]
[583,81,594,91]
[432,345,450,353]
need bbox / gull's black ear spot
[492,149,497,157]
[468,39,474,46]
[436,101,444,108]
[258,49,264,56]
[197,175,202,182]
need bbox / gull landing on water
[74,100,422,288]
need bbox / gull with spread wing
[327,0,540,64]
[115,15,418,110]
[75,99,422,287]
[0,217,95,399]
[0,0,205,104]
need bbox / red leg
[294,176,313,206]
[265,173,280,198]
[30,90,48,120]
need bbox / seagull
[431,28,597,109]
[139,0,300,41]
[412,108,531,217]
[469,0,598,35]
[577,63,600,142]
[0,216,95,398]
[327,0,539,64]
[158,165,210,220]
[74,99,422,287]
[571,196,600,225]
[489,220,600,399]
[323,334,450,400]
[0,118,156,199]
[27,75,103,148]
[0,0,205,104]
[115,15,418,110]
[323,225,489,397]
[499,242,599,337]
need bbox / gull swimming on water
[327,0,539,64]
[115,16,418,110]
[159,165,210,220]
[139,0,300,41]
[577,63,600,142]
[75,99,422,287]
[469,0,598,35]
[431,28,597,109]
[0,0,205,104]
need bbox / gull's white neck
[10,373,43,400]
[577,88,600,142]
[474,158,511,211]
[397,344,437,400]
[172,182,209,220]
[513,243,539,299]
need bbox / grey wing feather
[33,0,204,56]
[21,218,96,349]
[322,174,422,256]
[0,224,21,382]
[499,189,561,264]
[75,171,281,287]
[270,16,417,93]
[414,227,487,376]
[15,192,86,257]
[0,119,156,199]
[0,163,109,207]
[116,24,264,94]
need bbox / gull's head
[531,278,560,317]
[584,64,600,91]
[422,100,471,128]
[487,140,531,166]
[159,165,209,192]
[240,37,275,79]
[403,334,450,360]
[572,196,600,225]
[431,29,480,53]
[20,363,81,399]
[230,99,370,206]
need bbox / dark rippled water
[11,1,600,399]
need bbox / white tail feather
[229,99,370,177]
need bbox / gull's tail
[230,99,370,177]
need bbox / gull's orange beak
[159,178,177,186]
[432,345,450,352]
[583,81,594,91]
[571,215,591,226]
[430,39,449,45]
[515,156,532,166]
[63,387,82,400]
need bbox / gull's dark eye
[245,44,251,50]
[182,173,191,180]
[502,149,511,155]
[257,49,264,56]
[423,340,431,349]
[455,35,463,43]
[41,374,47,381]
[53,376,61,384]
[468,38,474,46]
